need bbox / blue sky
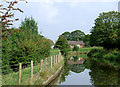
[1,0,119,42]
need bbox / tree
[61,30,85,41]
[2,16,51,74]
[54,35,70,55]
[1,0,26,74]
[47,39,54,46]
[0,0,26,40]
[20,17,38,34]
[61,32,71,40]
[83,34,90,47]
[73,45,79,51]
[71,30,85,41]
[70,64,85,73]
[90,11,120,49]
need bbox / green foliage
[83,34,90,47]
[2,17,51,74]
[71,30,85,41]
[87,49,120,68]
[85,60,120,85]
[54,35,70,56]
[73,45,79,51]
[20,17,38,34]
[61,30,85,41]
[61,30,91,46]
[61,32,71,40]
[47,39,54,46]
[72,56,79,62]
[90,11,120,49]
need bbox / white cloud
[40,3,59,23]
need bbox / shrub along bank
[88,11,120,69]
[2,17,51,74]
[87,49,120,69]
[2,49,62,85]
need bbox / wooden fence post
[19,63,22,84]
[60,52,61,61]
[51,56,52,69]
[40,59,43,72]
[56,55,57,64]
[54,55,55,66]
[58,54,59,62]
[45,58,47,69]
[59,51,60,62]
[31,60,33,80]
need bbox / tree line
[88,11,120,69]
[54,11,120,68]
[56,11,120,50]
[1,1,52,74]
[61,30,90,47]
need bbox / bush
[73,45,79,51]
[87,49,120,68]
[54,35,70,56]
[90,11,120,49]
[2,17,51,74]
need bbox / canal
[49,54,120,85]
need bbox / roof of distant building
[68,41,85,45]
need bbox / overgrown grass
[34,56,64,85]
[2,48,62,85]
[79,47,103,53]
[68,47,103,54]
[50,48,60,56]
[2,63,40,85]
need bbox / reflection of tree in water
[59,56,86,84]
[51,55,120,86]
[58,58,71,84]
[72,56,79,62]
[70,55,85,73]
[87,61,120,86]
[70,64,85,73]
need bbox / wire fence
[2,51,62,85]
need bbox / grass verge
[34,56,64,85]
[68,47,103,54]
[2,48,61,85]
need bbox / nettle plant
[0,0,27,40]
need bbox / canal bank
[48,54,120,85]
[34,56,64,85]
[43,66,63,85]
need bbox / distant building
[68,41,85,48]
[118,1,120,12]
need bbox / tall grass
[34,56,64,85]
[2,48,62,85]
[69,47,103,54]
[50,48,60,56]
[79,47,103,53]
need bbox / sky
[1,0,119,42]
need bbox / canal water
[49,55,120,85]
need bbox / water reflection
[49,55,120,86]
[85,60,120,85]
[72,56,79,62]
